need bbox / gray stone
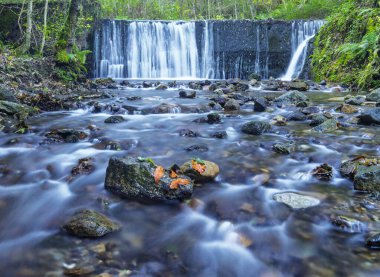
[273,91,309,106]
[272,143,294,154]
[358,108,380,125]
[179,89,196,98]
[0,101,29,116]
[312,118,338,133]
[242,121,271,135]
[104,115,125,124]
[366,88,380,102]
[286,81,309,91]
[63,209,120,238]
[366,233,380,249]
[354,165,380,192]
[0,87,18,102]
[273,192,320,209]
[253,97,268,112]
[224,99,240,111]
[345,96,365,106]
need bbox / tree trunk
[21,0,33,53]
[60,0,81,52]
[39,0,49,55]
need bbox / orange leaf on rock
[169,170,178,179]
[169,178,190,190]
[191,160,206,174]
[154,166,165,184]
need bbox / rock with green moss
[366,88,380,102]
[105,157,193,201]
[340,157,380,192]
[273,91,309,106]
[0,101,30,116]
[358,108,380,125]
[63,209,120,238]
[312,118,338,133]
[242,121,271,135]
[0,87,18,103]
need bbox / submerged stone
[224,99,240,111]
[63,209,120,238]
[104,115,125,124]
[273,192,320,209]
[312,163,333,181]
[272,143,294,155]
[366,233,380,249]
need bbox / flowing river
[0,84,379,276]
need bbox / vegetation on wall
[312,0,380,90]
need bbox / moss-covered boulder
[242,121,271,135]
[273,91,309,106]
[63,209,120,238]
[340,157,380,192]
[312,118,338,133]
[105,157,193,201]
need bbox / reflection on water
[0,88,379,276]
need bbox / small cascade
[281,20,324,81]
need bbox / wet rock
[126,96,142,101]
[301,106,320,115]
[207,112,222,124]
[242,121,271,135]
[0,87,18,102]
[180,160,219,182]
[155,84,168,90]
[340,157,380,192]
[185,144,209,152]
[179,89,196,99]
[296,101,309,108]
[179,129,198,137]
[366,88,380,102]
[345,96,365,106]
[104,115,125,124]
[330,215,365,233]
[189,81,202,90]
[248,73,261,81]
[63,209,120,238]
[273,192,320,209]
[312,163,333,181]
[286,81,309,91]
[253,97,268,112]
[224,99,240,111]
[312,118,338,133]
[272,143,294,155]
[211,131,227,139]
[270,115,287,126]
[45,129,88,143]
[309,114,328,127]
[273,91,309,106]
[71,158,95,176]
[143,81,153,88]
[358,108,380,125]
[0,101,30,116]
[143,103,180,114]
[366,233,380,249]
[105,157,193,201]
[354,165,380,192]
[336,104,358,114]
[286,111,307,121]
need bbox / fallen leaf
[170,178,190,190]
[192,160,206,174]
[154,166,165,184]
[169,170,178,179]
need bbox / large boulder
[63,209,120,238]
[180,159,219,182]
[340,157,380,192]
[358,108,380,125]
[105,157,193,201]
[242,121,271,135]
[253,97,268,112]
[179,89,196,99]
[273,91,309,106]
[366,88,380,102]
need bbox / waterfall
[281,20,324,81]
[93,20,324,80]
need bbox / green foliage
[312,0,380,90]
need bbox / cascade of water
[281,20,324,81]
